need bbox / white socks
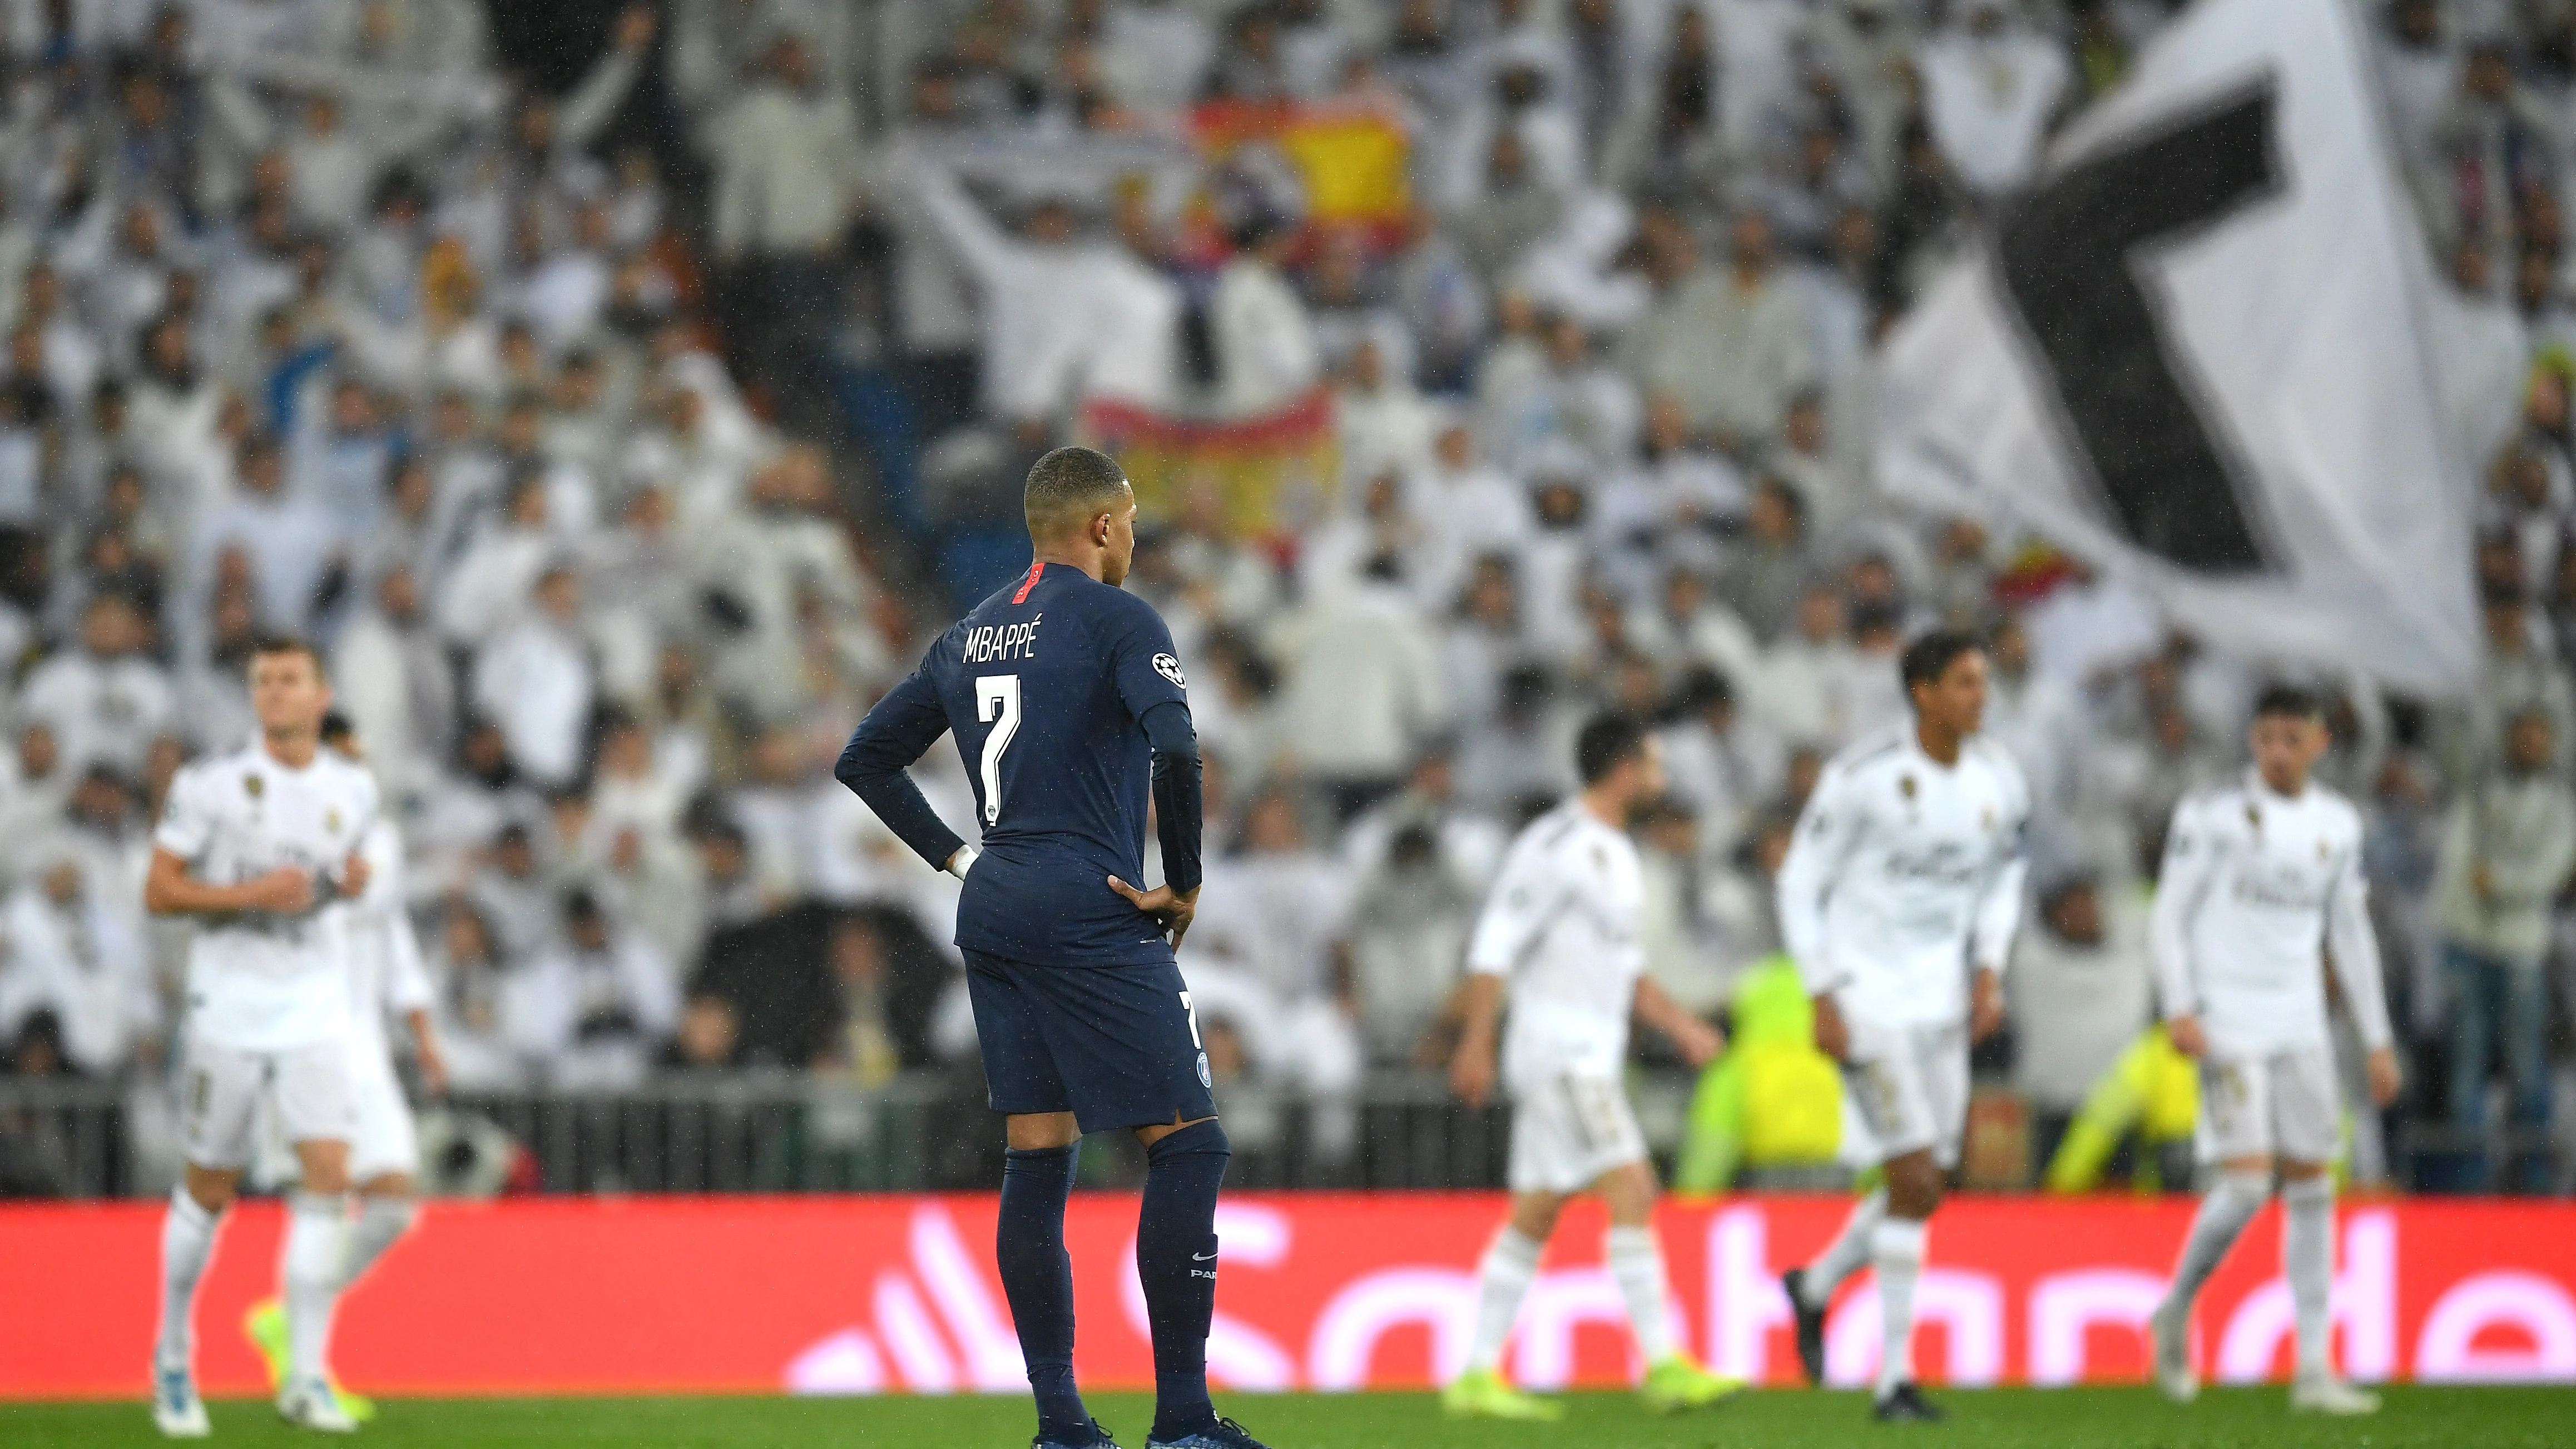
[1870,1218,1928,1396]
[342,1197,420,1292]
[155,1187,409,1386]
[2167,1169,2269,1312]
[1467,1224,1681,1372]
[1465,1227,1545,1373]
[1801,1188,1918,1393]
[2282,1175,2336,1378]
[156,1188,222,1372]
[283,1193,350,1385]
[1800,1188,1886,1309]
[1605,1225,1676,1363]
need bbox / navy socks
[1138,1120,1231,1443]
[998,1143,1088,1444]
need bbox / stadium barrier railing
[0,1073,2564,1199]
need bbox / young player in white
[245,714,448,1422]
[2146,684,2400,1416]
[1441,713,1741,1420]
[146,637,379,1437]
[1776,630,2028,1423]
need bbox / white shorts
[346,1044,420,1182]
[181,1038,357,1171]
[2197,1046,2340,1165]
[1508,1068,1647,1193]
[1842,1019,1970,1170]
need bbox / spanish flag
[1193,98,1411,240]
[1080,386,1340,543]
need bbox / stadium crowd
[0,0,2570,1198]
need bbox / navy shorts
[964,951,1216,1133]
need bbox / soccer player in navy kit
[837,446,1260,1449]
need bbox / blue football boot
[1147,1416,1270,1449]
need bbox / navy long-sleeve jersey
[835,560,1202,968]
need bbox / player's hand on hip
[336,851,371,900]
[1810,990,1850,1063]
[1969,966,2005,1043]
[247,867,316,914]
[1449,1041,1495,1107]
[2366,1045,2402,1107]
[1107,876,1198,950]
[2166,1014,2208,1059]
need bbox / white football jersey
[153,743,380,1051]
[2149,771,2391,1056]
[344,816,433,1059]
[1777,725,2031,1028]
[1467,801,1646,1088]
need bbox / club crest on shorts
[245,773,264,799]
[1899,774,1916,801]
[1196,1051,1212,1089]
[326,808,342,835]
[1153,652,1187,688]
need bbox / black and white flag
[1877,0,2495,696]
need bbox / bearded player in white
[147,638,379,1437]
[1441,713,1741,1420]
[2146,684,2401,1416]
[1777,629,2028,1423]
[241,713,448,1422]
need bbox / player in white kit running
[243,714,448,1421]
[146,637,379,1437]
[1776,630,2028,1423]
[1441,714,1741,1420]
[2146,684,2400,1417]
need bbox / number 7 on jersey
[976,674,1021,826]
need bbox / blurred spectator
[1914,0,2070,198]
[18,593,171,781]
[1191,787,1363,1165]
[1344,822,1475,1065]
[1716,474,1816,639]
[471,562,598,791]
[426,904,523,1094]
[1637,795,1731,1019]
[332,563,455,805]
[506,890,678,1089]
[2433,708,2576,1190]
[1658,668,1786,862]
[2439,580,2576,781]
[0,854,156,1076]
[1211,211,1322,419]
[2007,872,2154,1171]
[710,28,868,390]
[1265,561,1446,818]
[1622,208,1817,451]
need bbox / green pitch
[10,1386,2572,1447]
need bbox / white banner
[1877,0,2486,697]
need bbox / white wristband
[947,845,980,880]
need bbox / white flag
[1877,0,2487,697]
